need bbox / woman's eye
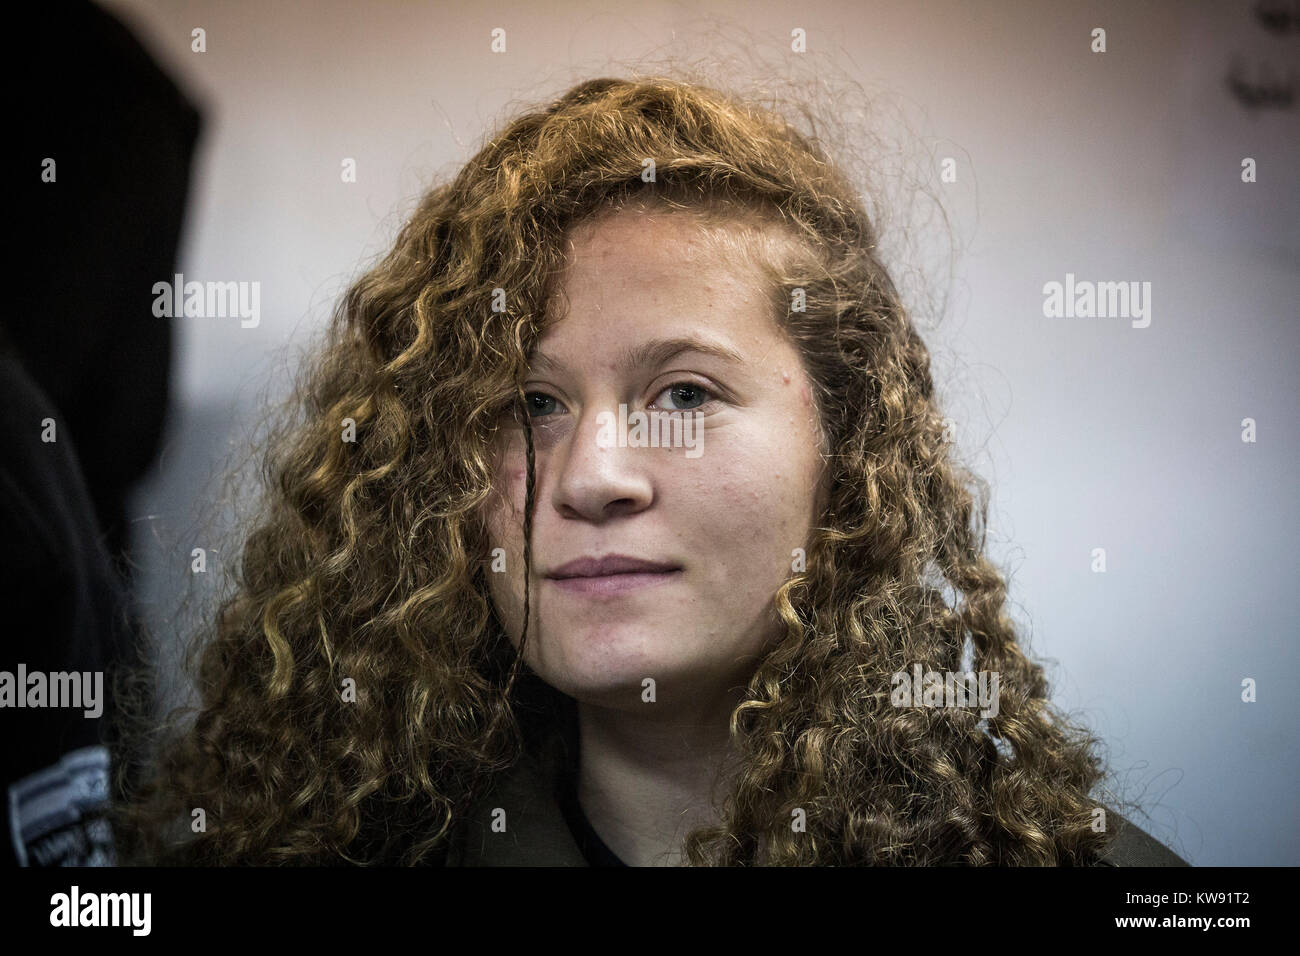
[524,392,561,418]
[652,382,713,412]
[522,383,714,419]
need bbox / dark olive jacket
[440,736,1189,867]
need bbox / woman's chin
[534,645,682,705]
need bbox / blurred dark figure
[13,0,201,575]
[0,335,134,865]
[6,0,202,865]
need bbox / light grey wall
[106,0,1298,865]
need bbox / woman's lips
[548,569,683,597]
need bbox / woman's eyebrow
[530,335,747,375]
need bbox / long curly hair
[115,74,1124,866]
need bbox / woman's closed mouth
[546,554,683,596]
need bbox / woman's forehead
[533,261,779,376]
[527,203,808,374]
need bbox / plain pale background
[102,0,1298,865]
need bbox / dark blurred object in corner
[12,0,202,579]
[6,0,202,865]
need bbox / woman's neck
[573,687,744,867]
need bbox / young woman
[118,76,1186,867]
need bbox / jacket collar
[440,709,1182,866]
[445,719,589,867]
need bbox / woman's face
[484,207,827,711]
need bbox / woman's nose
[549,403,655,522]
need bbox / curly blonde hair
[115,75,1122,866]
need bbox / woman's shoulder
[1097,811,1189,867]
